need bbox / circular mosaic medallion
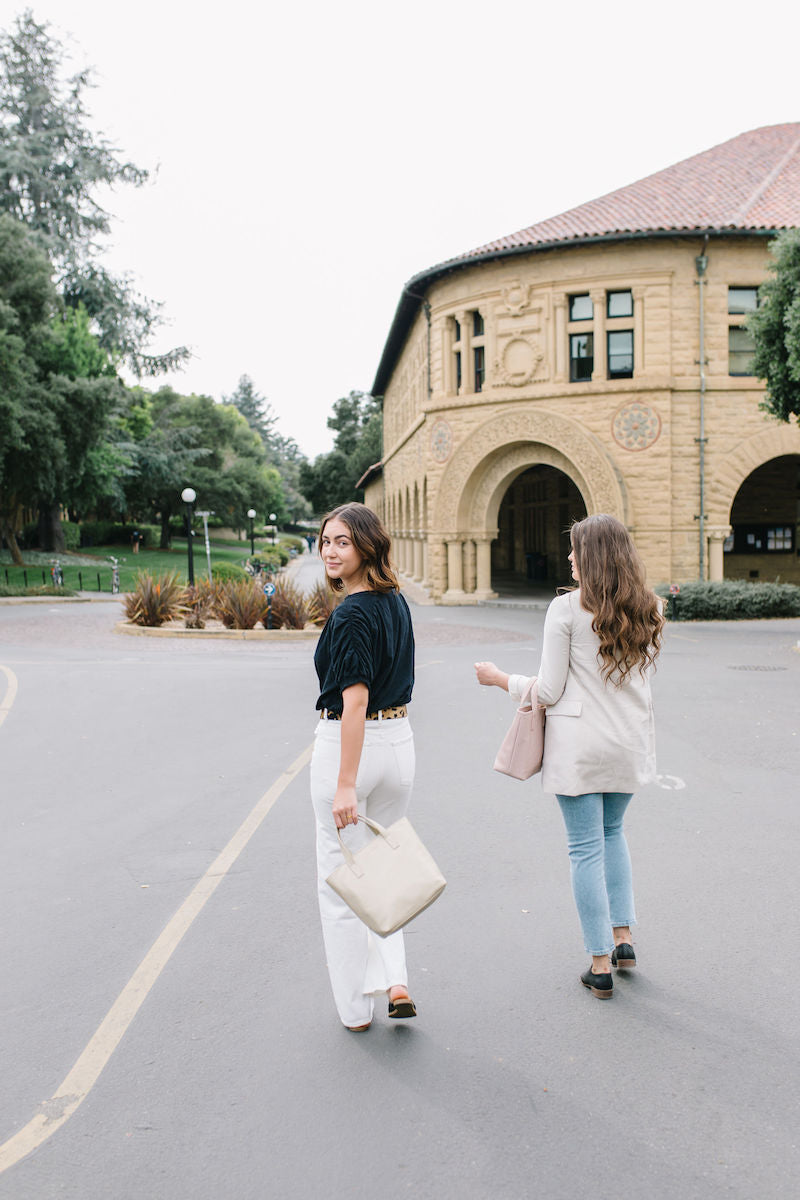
[612,402,661,451]
[430,418,453,463]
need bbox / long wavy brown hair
[570,514,664,685]
[318,503,399,594]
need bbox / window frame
[606,289,633,319]
[728,325,756,377]
[607,329,634,379]
[568,293,593,322]
[727,286,759,316]
[569,332,594,382]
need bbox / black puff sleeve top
[314,590,415,715]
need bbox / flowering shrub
[213,579,268,629]
[266,578,310,629]
[306,579,341,627]
[124,572,185,626]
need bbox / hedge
[79,521,161,548]
[657,580,800,620]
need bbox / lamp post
[269,512,277,545]
[181,487,196,585]
[247,509,256,557]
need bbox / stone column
[422,538,430,586]
[474,536,497,600]
[633,286,645,377]
[456,309,471,394]
[590,289,606,381]
[444,538,466,601]
[413,536,424,581]
[707,528,731,582]
[442,319,454,395]
[552,293,568,382]
[463,539,477,594]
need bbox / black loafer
[580,968,613,998]
[611,943,637,970]
[388,993,416,1019]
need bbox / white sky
[1,0,798,457]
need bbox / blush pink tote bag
[493,678,545,780]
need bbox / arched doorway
[492,464,587,591]
[724,454,800,584]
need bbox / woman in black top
[311,503,416,1031]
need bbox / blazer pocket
[545,699,582,717]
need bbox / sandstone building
[364,124,800,601]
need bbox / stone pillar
[444,538,466,601]
[707,528,731,582]
[633,286,645,378]
[442,320,454,395]
[422,538,430,586]
[413,536,424,581]
[463,539,477,594]
[474,536,497,600]
[553,293,568,382]
[591,289,606,381]
[456,309,470,394]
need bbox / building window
[474,345,485,392]
[607,330,633,378]
[728,287,758,314]
[569,294,593,321]
[473,311,484,336]
[569,333,593,381]
[729,326,756,375]
[455,350,462,391]
[733,524,795,553]
[454,316,461,342]
[607,290,633,318]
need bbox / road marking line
[0,741,314,1175]
[0,666,18,729]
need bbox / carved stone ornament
[495,336,544,387]
[430,418,454,463]
[433,409,628,532]
[612,402,662,452]
[501,280,530,316]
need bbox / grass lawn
[0,537,283,593]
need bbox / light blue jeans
[555,792,636,956]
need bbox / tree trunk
[0,516,24,565]
[38,505,66,553]
[160,513,172,549]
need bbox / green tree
[0,213,120,557]
[0,10,188,375]
[299,391,383,514]
[121,388,285,547]
[749,229,800,423]
[224,374,278,446]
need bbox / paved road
[0,597,798,1199]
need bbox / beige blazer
[509,590,656,796]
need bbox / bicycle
[50,559,64,587]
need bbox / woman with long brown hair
[475,514,664,999]
[311,503,417,1031]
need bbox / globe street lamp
[247,509,256,557]
[269,512,277,545]
[181,487,196,585]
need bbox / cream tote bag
[326,815,446,938]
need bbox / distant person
[131,530,141,554]
[475,514,664,1000]
[306,533,315,553]
[312,503,417,1031]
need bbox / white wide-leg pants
[311,715,415,1027]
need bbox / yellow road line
[0,741,314,1175]
[0,665,18,729]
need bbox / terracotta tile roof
[453,123,800,261]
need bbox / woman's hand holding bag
[493,677,545,780]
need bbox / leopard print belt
[320,705,408,722]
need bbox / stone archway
[705,425,800,582]
[431,409,628,600]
